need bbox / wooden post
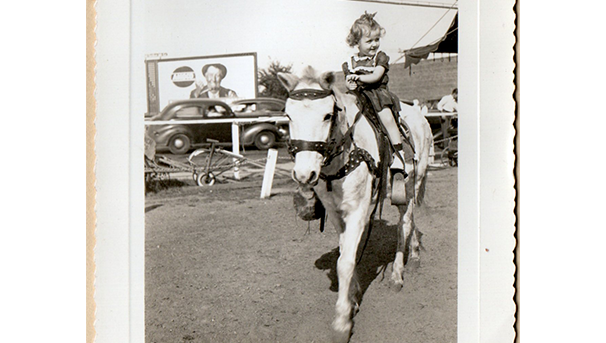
[231,122,241,180]
[260,148,278,199]
[440,114,450,148]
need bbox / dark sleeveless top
[342,51,401,113]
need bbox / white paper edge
[94,0,517,341]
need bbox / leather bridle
[286,88,343,166]
[286,88,380,188]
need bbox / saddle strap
[321,147,378,191]
[396,116,416,156]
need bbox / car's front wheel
[254,130,276,150]
[168,133,191,154]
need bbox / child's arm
[343,61,359,90]
[349,65,386,85]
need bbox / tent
[403,13,458,69]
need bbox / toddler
[342,12,407,201]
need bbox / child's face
[358,29,381,57]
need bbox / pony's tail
[415,174,427,206]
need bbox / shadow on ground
[313,219,402,300]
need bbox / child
[342,12,407,202]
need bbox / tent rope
[393,0,458,63]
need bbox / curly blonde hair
[346,12,386,47]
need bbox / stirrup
[390,169,407,205]
[390,151,407,177]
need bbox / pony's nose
[292,169,319,185]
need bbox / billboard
[146,52,258,114]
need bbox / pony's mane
[299,66,321,85]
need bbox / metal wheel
[440,148,451,167]
[449,152,458,167]
[145,172,154,183]
[196,172,216,186]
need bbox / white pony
[279,67,432,343]
[398,100,432,203]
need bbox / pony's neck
[319,106,351,175]
[338,91,381,163]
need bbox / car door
[201,103,234,144]
[173,104,207,146]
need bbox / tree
[258,61,292,100]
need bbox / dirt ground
[145,166,457,343]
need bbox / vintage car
[229,97,288,148]
[229,97,286,115]
[147,98,288,154]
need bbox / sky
[140,0,457,73]
[132,0,457,114]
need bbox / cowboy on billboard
[190,63,238,99]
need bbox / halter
[286,88,342,164]
[288,88,332,101]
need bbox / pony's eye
[323,113,333,121]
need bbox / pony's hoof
[352,302,360,316]
[331,328,352,343]
[389,281,404,293]
[407,258,421,272]
[332,319,352,343]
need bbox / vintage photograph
[94,0,515,342]
[142,1,458,342]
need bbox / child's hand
[346,75,359,90]
[346,74,359,82]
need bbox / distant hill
[333,55,457,107]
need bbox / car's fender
[152,125,195,147]
[240,123,282,145]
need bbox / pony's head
[278,67,340,186]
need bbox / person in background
[437,88,458,112]
[190,63,238,99]
[437,88,458,148]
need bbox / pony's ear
[332,87,343,110]
[318,71,335,90]
[421,105,428,116]
[277,72,299,93]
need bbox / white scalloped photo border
[93,0,517,341]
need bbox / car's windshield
[262,102,284,111]
[204,105,229,118]
[172,104,231,119]
[233,100,284,113]
[174,106,203,118]
[233,103,257,113]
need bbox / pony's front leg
[332,209,366,343]
[392,200,419,288]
